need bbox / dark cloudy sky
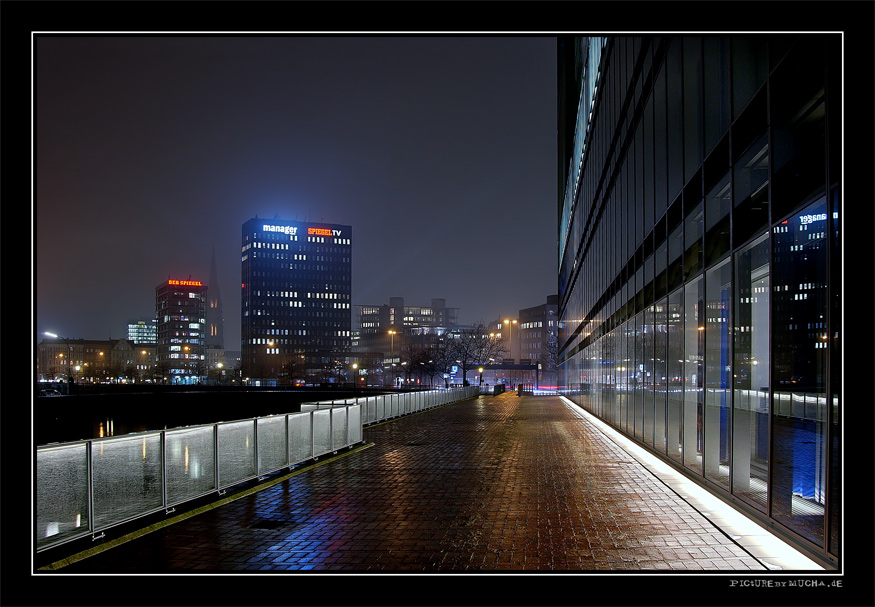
[35,34,558,351]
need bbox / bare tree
[430,334,458,388]
[399,342,437,387]
[414,338,444,388]
[540,329,559,388]
[446,322,506,386]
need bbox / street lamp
[503,319,517,386]
[503,319,517,357]
[388,330,397,387]
[44,332,73,391]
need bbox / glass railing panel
[36,443,90,550]
[217,420,256,488]
[257,416,288,475]
[165,426,216,506]
[348,405,362,443]
[288,412,313,464]
[91,433,163,530]
[312,409,332,456]
[331,407,348,450]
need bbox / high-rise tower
[241,217,352,384]
[155,277,207,384]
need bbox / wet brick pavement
[46,392,772,573]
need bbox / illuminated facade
[126,318,157,345]
[519,295,559,387]
[36,337,141,384]
[155,278,207,384]
[558,35,840,566]
[486,295,559,387]
[353,297,459,383]
[241,217,352,383]
[355,298,459,346]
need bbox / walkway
[40,392,822,574]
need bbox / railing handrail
[36,386,478,553]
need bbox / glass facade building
[557,35,840,566]
[241,217,352,383]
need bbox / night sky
[35,34,558,352]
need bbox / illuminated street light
[503,319,518,387]
[44,331,73,389]
[388,330,397,387]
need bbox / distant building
[204,345,226,381]
[353,297,461,387]
[127,318,157,345]
[353,297,459,370]
[36,337,144,385]
[241,217,352,384]
[155,277,207,384]
[487,295,559,387]
[518,295,559,387]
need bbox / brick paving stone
[47,392,770,574]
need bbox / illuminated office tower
[155,278,207,384]
[558,35,840,567]
[241,217,352,384]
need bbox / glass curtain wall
[557,34,839,564]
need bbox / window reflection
[771,196,828,546]
[733,232,770,511]
[666,289,684,464]
[704,259,732,489]
[653,299,668,454]
[683,276,704,474]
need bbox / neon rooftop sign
[263,224,298,235]
[168,279,203,286]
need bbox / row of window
[245,235,352,247]
[560,35,835,348]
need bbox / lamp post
[44,331,73,393]
[503,319,517,387]
[388,330,397,388]
[266,341,278,386]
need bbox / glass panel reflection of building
[557,35,840,566]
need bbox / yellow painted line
[38,442,375,571]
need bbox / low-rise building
[37,337,149,384]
